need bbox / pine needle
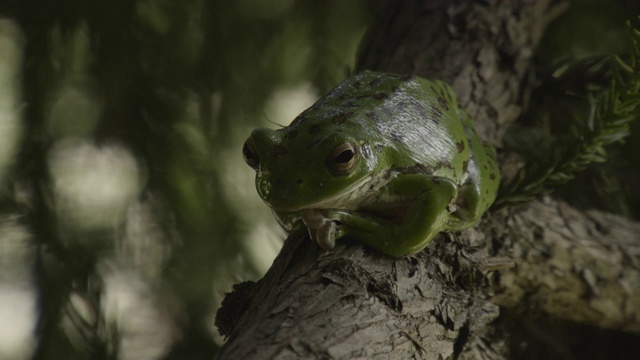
[494,22,640,209]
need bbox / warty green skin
[244,71,499,257]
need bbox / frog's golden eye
[326,141,358,175]
[243,139,259,170]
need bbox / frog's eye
[326,141,358,175]
[242,139,259,170]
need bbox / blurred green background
[0,1,373,359]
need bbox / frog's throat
[279,171,392,212]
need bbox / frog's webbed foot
[302,209,346,250]
[313,221,337,250]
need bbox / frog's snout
[256,174,306,205]
[272,176,304,189]
[242,137,260,170]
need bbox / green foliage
[495,22,640,208]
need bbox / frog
[242,70,499,257]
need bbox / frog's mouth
[301,202,409,226]
[276,171,390,213]
[295,170,408,232]
[299,202,410,251]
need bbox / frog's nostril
[274,178,286,188]
[295,177,303,186]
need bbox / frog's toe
[316,221,337,250]
[306,226,317,242]
[334,224,347,240]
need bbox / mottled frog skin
[243,71,499,257]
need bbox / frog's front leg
[302,209,346,250]
[328,174,457,257]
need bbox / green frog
[242,71,499,257]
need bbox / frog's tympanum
[242,71,499,257]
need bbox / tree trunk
[215,1,640,359]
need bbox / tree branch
[216,229,503,359]
[490,199,640,332]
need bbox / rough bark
[216,1,640,359]
[491,199,640,333]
